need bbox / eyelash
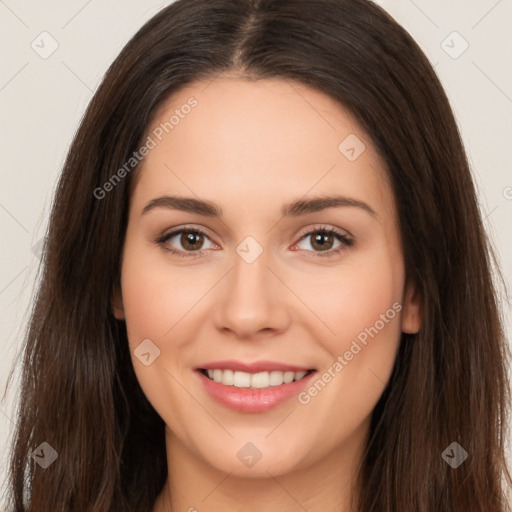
[155,224,354,259]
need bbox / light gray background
[1,0,511,507]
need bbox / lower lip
[196,370,316,413]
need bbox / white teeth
[269,371,284,386]
[251,372,269,389]
[203,369,310,388]
[221,369,234,386]
[233,371,251,387]
[283,371,295,384]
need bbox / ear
[401,280,421,334]
[111,286,125,320]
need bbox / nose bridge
[214,239,289,335]
[229,241,274,309]
[233,244,270,295]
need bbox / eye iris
[311,232,333,251]
[181,231,203,250]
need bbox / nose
[213,247,291,339]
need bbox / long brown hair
[4,0,511,510]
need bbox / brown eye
[295,227,353,257]
[310,231,335,251]
[157,227,215,256]
[180,231,205,251]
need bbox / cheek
[119,244,198,432]
[294,252,403,351]
[290,266,402,453]
[293,249,404,410]
[120,242,202,344]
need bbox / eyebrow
[141,194,377,218]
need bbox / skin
[112,75,421,512]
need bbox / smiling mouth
[198,368,315,389]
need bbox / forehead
[132,76,394,220]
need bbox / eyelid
[294,224,353,242]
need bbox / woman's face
[114,76,420,479]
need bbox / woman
[5,0,511,510]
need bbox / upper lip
[197,360,315,373]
